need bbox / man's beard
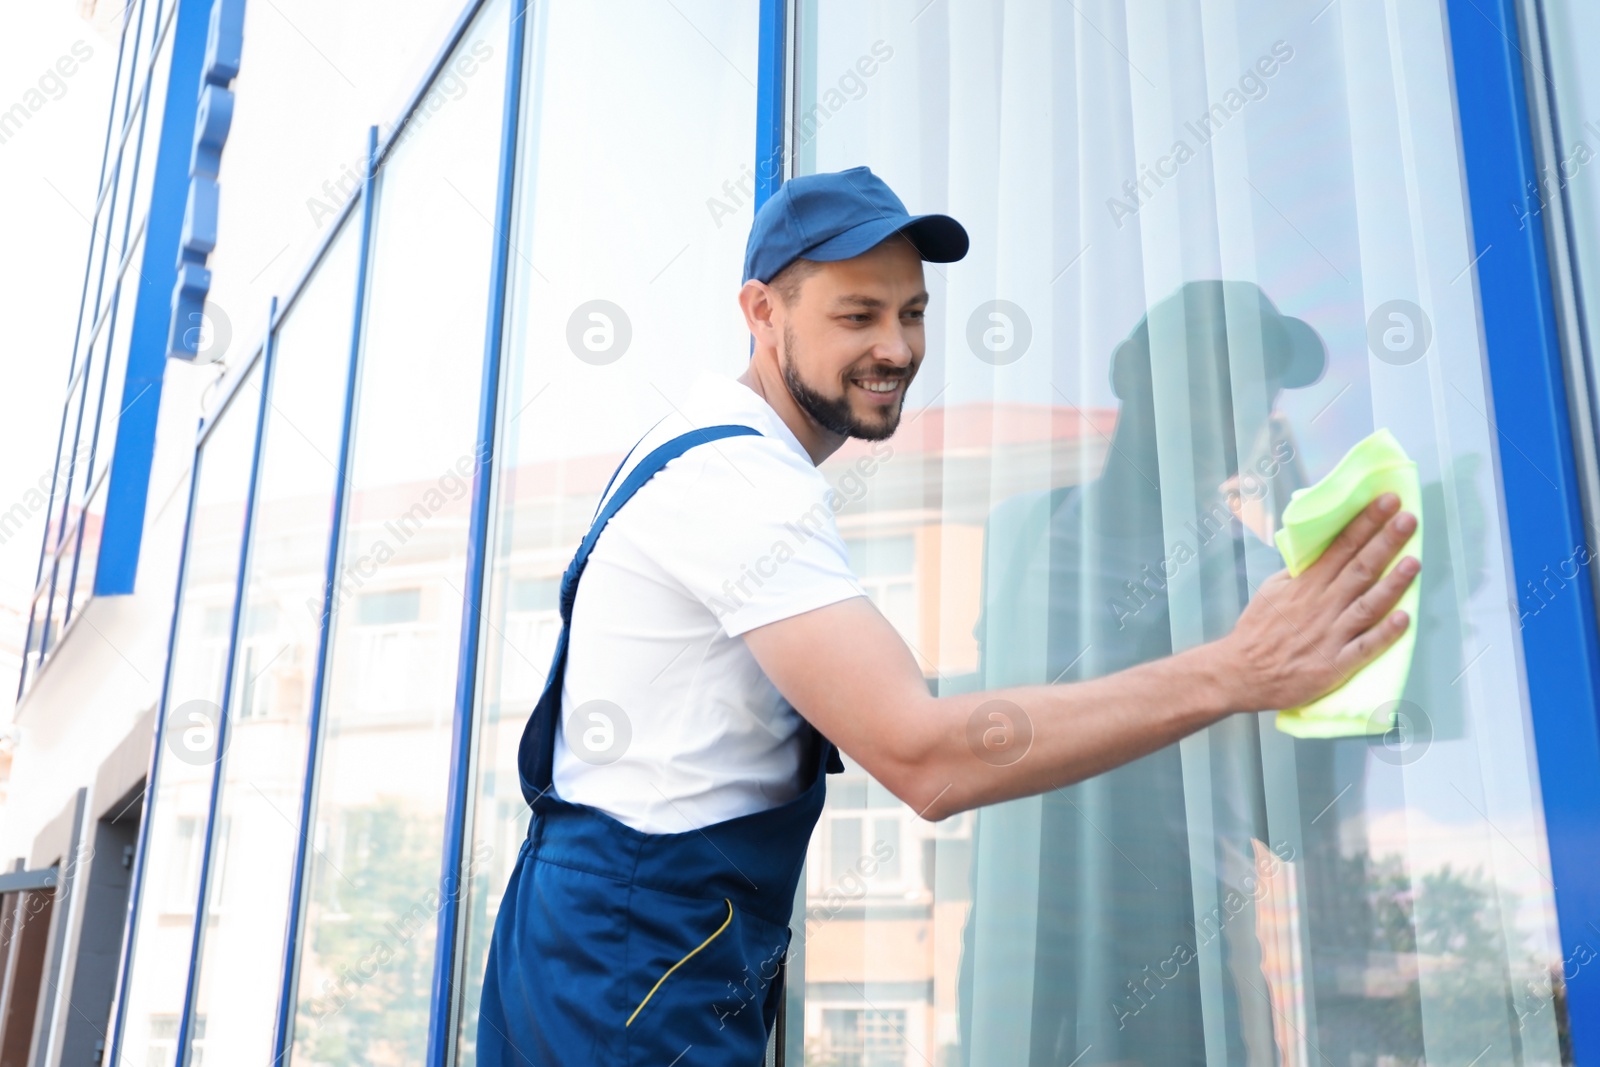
[780,321,904,441]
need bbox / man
[477,166,1419,1066]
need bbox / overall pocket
[626,897,734,1026]
[622,887,792,1063]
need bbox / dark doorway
[0,862,58,1067]
[55,782,143,1067]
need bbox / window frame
[19,0,201,698]
[90,0,1600,1063]
[1448,0,1600,1057]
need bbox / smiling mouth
[849,377,905,410]
[848,365,911,400]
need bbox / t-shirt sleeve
[639,438,868,636]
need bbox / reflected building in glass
[2,2,1598,1067]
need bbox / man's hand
[1217,491,1419,714]
[741,491,1419,820]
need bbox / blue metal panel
[189,54,232,187]
[424,1,526,1060]
[173,298,276,1067]
[96,0,213,596]
[269,125,379,1067]
[101,423,203,1067]
[167,0,245,363]
[754,0,787,210]
[1445,0,1600,1058]
[202,0,245,86]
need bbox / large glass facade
[202,0,481,358]
[114,358,264,1067]
[787,2,1569,1064]
[183,218,362,1065]
[21,0,177,693]
[454,3,760,1061]
[77,1,1598,1064]
[285,3,507,1062]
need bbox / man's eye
[845,314,872,324]
[904,309,926,322]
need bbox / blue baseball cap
[742,165,969,285]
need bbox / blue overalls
[478,424,844,1066]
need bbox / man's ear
[739,280,780,347]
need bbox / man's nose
[873,325,915,367]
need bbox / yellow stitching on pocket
[625,898,734,1027]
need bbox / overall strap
[558,423,762,624]
[590,414,669,523]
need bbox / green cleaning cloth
[1270,428,1423,738]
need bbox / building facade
[3,0,1600,1065]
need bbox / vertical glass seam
[268,124,380,1067]
[1518,0,1600,634]
[1446,0,1600,1057]
[101,416,205,1066]
[423,0,528,1061]
[754,6,791,1065]
[173,298,279,1067]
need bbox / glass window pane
[115,360,264,1067]
[39,542,74,661]
[791,3,1571,1065]
[286,6,507,1062]
[202,0,489,369]
[355,587,422,626]
[872,818,901,883]
[105,0,157,268]
[845,535,916,578]
[20,592,47,688]
[67,477,107,627]
[184,219,361,1065]
[97,0,144,207]
[67,194,113,385]
[116,0,161,142]
[131,6,177,242]
[132,0,166,97]
[76,277,124,514]
[830,817,864,885]
[80,221,122,408]
[88,226,146,498]
[57,362,96,539]
[44,370,87,562]
[106,148,140,288]
[113,9,170,275]
[453,2,758,1060]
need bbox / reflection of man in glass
[958,281,1327,1065]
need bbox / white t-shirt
[553,371,867,833]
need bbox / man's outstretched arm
[741,492,1420,821]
